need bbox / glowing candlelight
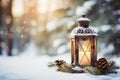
[79,45,91,65]
[79,52,91,65]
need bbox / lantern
[70,15,98,67]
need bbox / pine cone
[95,58,109,74]
[55,60,65,66]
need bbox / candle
[79,52,91,65]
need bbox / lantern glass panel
[71,38,75,64]
[78,38,91,66]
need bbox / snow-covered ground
[0,42,120,80]
[0,54,120,80]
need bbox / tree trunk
[5,0,13,56]
[0,0,3,55]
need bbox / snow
[76,17,91,22]
[100,25,111,32]
[46,20,61,32]
[90,26,99,33]
[75,0,95,16]
[66,20,75,29]
[53,39,63,48]
[72,66,83,71]
[70,26,98,39]
[0,42,120,80]
[20,40,38,56]
[98,44,114,57]
[75,7,87,16]
[46,18,74,32]
[115,24,120,31]
[83,0,96,10]
[0,54,120,80]
[57,45,67,54]
[46,19,65,32]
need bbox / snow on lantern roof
[70,27,98,38]
[76,15,91,22]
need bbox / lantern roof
[77,15,91,22]
[70,27,98,38]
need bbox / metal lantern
[70,15,98,67]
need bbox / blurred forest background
[0,0,120,56]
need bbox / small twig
[48,62,56,67]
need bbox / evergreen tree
[88,0,120,55]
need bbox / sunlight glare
[12,0,24,17]
[38,0,49,13]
